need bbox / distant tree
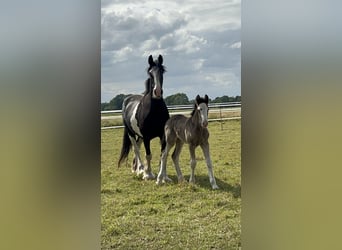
[101,93,241,111]
[211,95,241,103]
[101,102,109,111]
[211,95,229,103]
[164,93,190,105]
[101,94,131,111]
[109,94,130,110]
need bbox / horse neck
[190,108,202,129]
[143,79,151,95]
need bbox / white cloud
[229,41,241,49]
[101,0,241,102]
[172,29,207,54]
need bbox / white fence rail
[101,102,241,130]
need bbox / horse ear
[148,55,154,65]
[195,95,200,104]
[158,55,163,65]
[204,94,209,104]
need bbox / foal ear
[204,94,209,104]
[158,54,163,65]
[148,55,154,65]
[195,95,200,104]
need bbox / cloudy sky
[101,0,240,102]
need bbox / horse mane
[143,79,151,95]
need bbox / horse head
[195,94,209,128]
[147,55,166,99]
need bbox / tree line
[101,93,241,111]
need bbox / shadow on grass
[154,174,241,197]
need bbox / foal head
[147,55,166,99]
[194,94,209,128]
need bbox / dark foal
[157,95,219,189]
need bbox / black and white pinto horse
[156,95,219,189]
[118,55,170,180]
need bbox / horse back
[165,114,188,141]
[166,114,209,146]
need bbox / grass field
[101,120,241,249]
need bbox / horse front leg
[143,138,155,180]
[156,143,172,185]
[200,142,219,189]
[188,144,196,184]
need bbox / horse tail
[118,127,131,168]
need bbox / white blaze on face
[150,68,162,99]
[198,103,208,128]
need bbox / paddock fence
[101,102,241,130]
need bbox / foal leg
[129,136,144,177]
[172,140,185,183]
[200,142,219,189]
[143,139,155,180]
[188,145,197,184]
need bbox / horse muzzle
[202,120,208,128]
[153,86,163,99]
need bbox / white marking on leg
[143,154,155,180]
[129,136,144,176]
[133,139,144,173]
[156,144,172,184]
[157,145,167,184]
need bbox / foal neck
[190,108,202,128]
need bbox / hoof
[188,177,195,184]
[143,172,155,180]
[156,176,173,185]
[164,176,173,183]
[212,184,219,190]
[136,171,144,178]
[178,176,185,183]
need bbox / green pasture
[101,120,241,249]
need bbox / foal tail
[118,127,131,168]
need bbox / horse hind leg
[132,138,143,173]
[172,140,185,183]
[129,136,144,177]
